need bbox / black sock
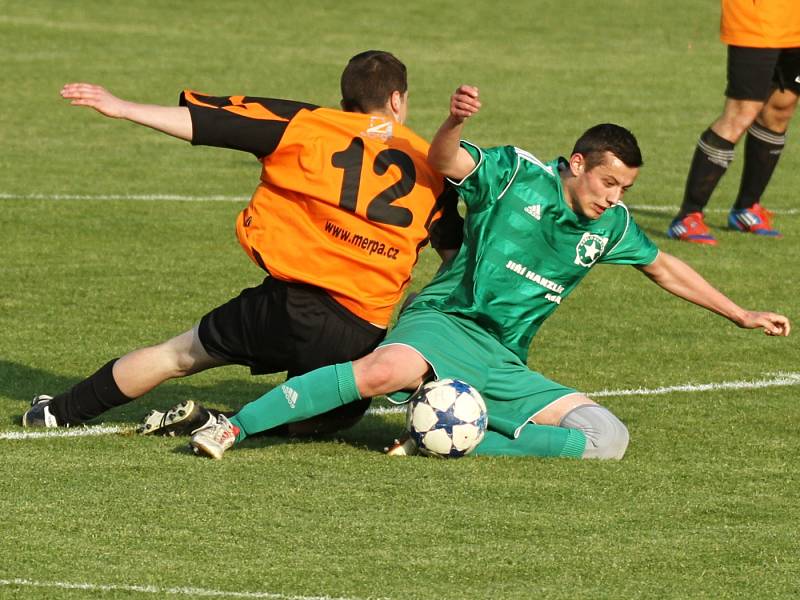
[48,359,132,425]
[678,128,735,218]
[734,122,785,210]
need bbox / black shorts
[726,46,800,100]
[199,276,384,375]
[198,277,386,435]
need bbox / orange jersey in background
[181,91,461,327]
[721,0,800,48]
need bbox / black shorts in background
[726,46,800,100]
[199,276,385,377]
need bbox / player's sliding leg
[473,394,629,460]
[190,345,429,458]
[190,363,360,458]
[558,404,629,459]
[472,425,586,458]
[472,392,589,458]
[23,326,224,428]
[138,399,216,436]
[229,363,362,442]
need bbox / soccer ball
[406,378,488,458]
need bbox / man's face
[568,151,639,219]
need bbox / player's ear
[569,153,586,176]
[389,90,403,114]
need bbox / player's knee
[353,346,428,397]
[719,101,761,139]
[759,103,796,132]
[170,351,199,377]
[354,357,399,396]
[160,330,217,378]
[559,404,629,460]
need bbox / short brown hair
[340,50,407,113]
[572,123,643,170]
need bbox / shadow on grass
[0,359,401,453]
[630,205,737,241]
[628,206,673,241]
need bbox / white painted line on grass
[1,193,799,215]
[0,578,370,600]
[4,373,798,438]
[626,204,800,215]
[0,192,246,202]
[588,371,800,397]
[0,425,127,440]
[365,371,800,414]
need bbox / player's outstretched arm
[638,251,791,336]
[428,85,481,181]
[60,83,193,141]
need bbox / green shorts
[379,308,577,439]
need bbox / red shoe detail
[728,203,782,237]
[667,212,718,245]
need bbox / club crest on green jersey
[574,232,608,267]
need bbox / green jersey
[409,142,658,362]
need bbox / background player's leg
[677,98,761,219]
[671,45,778,241]
[678,126,737,217]
[733,89,798,212]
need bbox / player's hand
[450,85,481,122]
[737,311,791,336]
[60,83,129,119]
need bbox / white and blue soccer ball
[406,378,488,458]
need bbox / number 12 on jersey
[331,137,417,228]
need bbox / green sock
[230,363,361,442]
[472,424,586,458]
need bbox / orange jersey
[181,91,462,327]
[721,0,800,48]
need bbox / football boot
[138,400,215,436]
[190,414,239,459]
[728,203,781,237]
[667,212,717,245]
[22,395,61,428]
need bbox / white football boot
[190,414,238,459]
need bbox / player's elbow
[427,149,455,178]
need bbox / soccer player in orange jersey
[23,51,462,435]
[668,0,800,244]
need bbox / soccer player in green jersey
[187,84,791,460]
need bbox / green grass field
[2,1,799,598]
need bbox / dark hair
[571,123,643,170]
[340,50,407,113]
